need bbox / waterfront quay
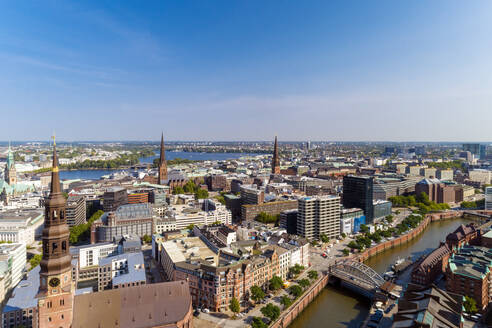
[290,216,479,328]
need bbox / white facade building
[154,218,177,234]
[340,217,353,235]
[0,243,26,293]
[75,242,119,269]
[171,202,232,230]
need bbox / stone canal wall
[355,211,461,263]
[270,275,329,328]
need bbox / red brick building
[445,224,479,249]
[411,243,451,286]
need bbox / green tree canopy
[307,270,318,280]
[229,297,240,314]
[269,275,284,291]
[298,279,311,289]
[142,234,152,244]
[29,254,42,271]
[289,284,303,298]
[320,234,329,243]
[260,303,280,322]
[280,295,293,308]
[464,296,478,314]
[251,317,268,328]
[255,212,279,225]
[195,188,209,199]
[250,285,265,302]
[360,224,369,234]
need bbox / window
[62,241,67,251]
[52,242,58,254]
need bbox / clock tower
[37,138,74,327]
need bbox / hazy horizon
[1,1,492,141]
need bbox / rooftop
[161,237,217,265]
[72,281,192,328]
[3,266,40,312]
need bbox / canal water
[289,217,472,328]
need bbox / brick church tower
[158,133,168,184]
[272,136,280,174]
[37,138,74,327]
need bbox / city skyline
[1,1,492,141]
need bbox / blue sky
[1,1,491,142]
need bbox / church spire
[50,136,61,194]
[272,136,280,174]
[158,132,168,184]
[40,135,71,283]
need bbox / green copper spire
[6,141,14,170]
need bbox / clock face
[49,277,60,288]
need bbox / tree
[142,234,152,244]
[195,188,209,199]
[340,232,347,238]
[360,224,369,234]
[464,296,478,314]
[69,210,104,245]
[173,186,185,194]
[385,215,394,224]
[216,195,226,205]
[342,248,350,256]
[307,270,318,280]
[251,317,268,328]
[320,234,329,243]
[416,192,431,206]
[348,241,360,250]
[255,212,279,224]
[298,279,311,289]
[250,285,265,302]
[280,295,292,308]
[183,180,197,193]
[269,275,284,291]
[186,224,195,230]
[229,297,240,315]
[289,264,304,277]
[29,254,42,270]
[260,303,280,322]
[289,284,303,298]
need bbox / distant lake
[59,151,259,181]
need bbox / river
[59,151,259,180]
[289,217,472,328]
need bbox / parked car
[201,308,210,313]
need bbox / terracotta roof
[446,224,476,241]
[413,244,451,274]
[72,281,191,328]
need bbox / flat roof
[4,266,40,312]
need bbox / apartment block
[66,195,86,227]
[297,196,340,240]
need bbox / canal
[289,217,472,328]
